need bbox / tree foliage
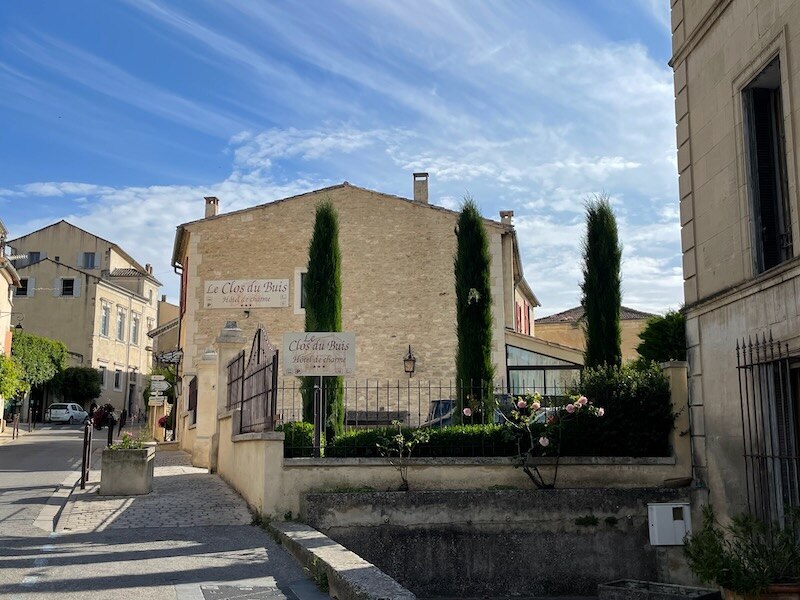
[301,200,345,438]
[581,195,622,368]
[636,310,687,363]
[55,367,101,405]
[454,197,494,420]
[0,355,25,407]
[11,330,68,389]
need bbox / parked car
[422,394,517,427]
[421,399,455,427]
[45,403,89,424]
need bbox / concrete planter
[599,580,721,600]
[100,446,155,496]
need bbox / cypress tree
[301,201,345,439]
[581,195,622,368]
[454,197,494,421]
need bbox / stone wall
[303,488,696,598]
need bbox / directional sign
[151,375,166,382]
[151,380,171,393]
[150,390,164,397]
[148,397,164,407]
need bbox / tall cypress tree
[454,197,494,421]
[301,201,345,439]
[581,195,622,368]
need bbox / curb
[269,521,416,600]
[34,472,81,532]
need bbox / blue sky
[0,1,680,315]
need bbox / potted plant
[684,506,800,600]
[99,432,155,496]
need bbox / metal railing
[80,419,93,490]
[277,378,576,457]
[737,333,800,526]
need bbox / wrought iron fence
[278,378,576,457]
[737,333,800,526]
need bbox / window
[27,251,40,264]
[61,278,75,297]
[100,303,110,336]
[98,364,107,388]
[83,252,96,269]
[116,308,127,342]
[114,369,123,390]
[294,267,307,314]
[15,278,29,297]
[130,313,140,346]
[743,57,793,274]
[147,317,155,334]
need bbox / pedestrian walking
[117,408,127,436]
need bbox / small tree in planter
[685,506,800,600]
[100,432,155,496]
[376,420,431,491]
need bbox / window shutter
[28,277,35,297]
[53,278,61,297]
[77,253,83,268]
[73,278,81,297]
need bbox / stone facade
[535,305,656,363]
[173,182,542,465]
[671,0,800,518]
[8,221,159,414]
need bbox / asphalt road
[0,425,324,600]
[0,424,95,597]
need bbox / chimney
[204,196,220,218]
[413,172,429,203]
[161,294,167,302]
[145,263,153,274]
[500,210,514,226]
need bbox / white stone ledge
[284,455,676,467]
[231,431,285,443]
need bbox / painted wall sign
[282,332,356,376]
[204,279,289,309]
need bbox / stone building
[8,221,160,415]
[671,0,800,521]
[0,220,22,356]
[535,305,656,363]
[172,176,583,466]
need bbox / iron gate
[226,327,279,433]
[737,333,800,525]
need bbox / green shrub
[327,424,522,458]
[567,361,675,456]
[278,421,323,458]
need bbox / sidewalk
[4,448,327,600]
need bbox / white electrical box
[648,502,691,545]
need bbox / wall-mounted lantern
[403,345,416,377]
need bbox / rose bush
[499,391,605,488]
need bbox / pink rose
[578,396,588,406]
[538,436,550,447]
[531,402,541,411]
[597,408,605,417]
[517,399,527,410]
[463,407,472,417]
[565,403,576,414]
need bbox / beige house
[8,221,160,415]
[671,0,800,521]
[535,305,655,363]
[172,176,582,465]
[0,220,22,356]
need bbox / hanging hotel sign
[282,332,356,376]
[204,279,289,309]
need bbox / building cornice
[669,0,733,68]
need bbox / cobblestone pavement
[58,449,253,532]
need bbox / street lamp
[403,345,416,377]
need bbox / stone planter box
[100,446,155,496]
[599,580,721,600]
